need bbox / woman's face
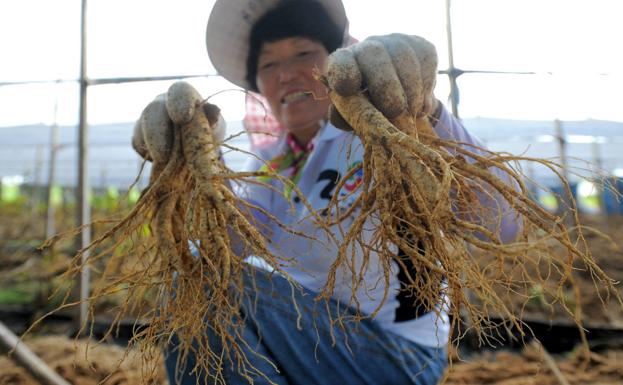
[255,37,331,146]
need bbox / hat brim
[206,0,348,90]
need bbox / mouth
[281,91,312,105]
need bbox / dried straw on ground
[444,344,623,385]
[0,335,166,385]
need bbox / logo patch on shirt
[324,161,362,219]
[343,161,363,192]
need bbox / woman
[159,0,519,384]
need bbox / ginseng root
[43,81,317,384]
[323,89,622,351]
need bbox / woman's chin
[282,109,328,133]
[283,119,323,143]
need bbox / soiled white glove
[324,33,439,132]
[132,82,226,163]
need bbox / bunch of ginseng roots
[37,82,325,385]
[320,39,622,352]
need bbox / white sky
[1,0,623,127]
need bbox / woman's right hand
[132,82,226,163]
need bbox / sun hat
[206,0,349,90]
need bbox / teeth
[282,91,310,104]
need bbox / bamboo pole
[0,321,71,385]
[531,340,571,385]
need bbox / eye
[296,50,314,58]
[259,61,277,71]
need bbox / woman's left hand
[323,33,439,134]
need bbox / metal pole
[554,119,573,217]
[0,73,216,88]
[591,139,606,214]
[526,160,537,198]
[591,139,603,172]
[445,0,460,118]
[45,96,60,239]
[31,145,44,212]
[100,164,107,188]
[76,0,91,330]
[33,146,43,192]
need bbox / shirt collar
[277,120,346,156]
[285,132,315,156]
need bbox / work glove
[132,82,226,164]
[324,33,439,135]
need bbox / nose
[277,60,297,83]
